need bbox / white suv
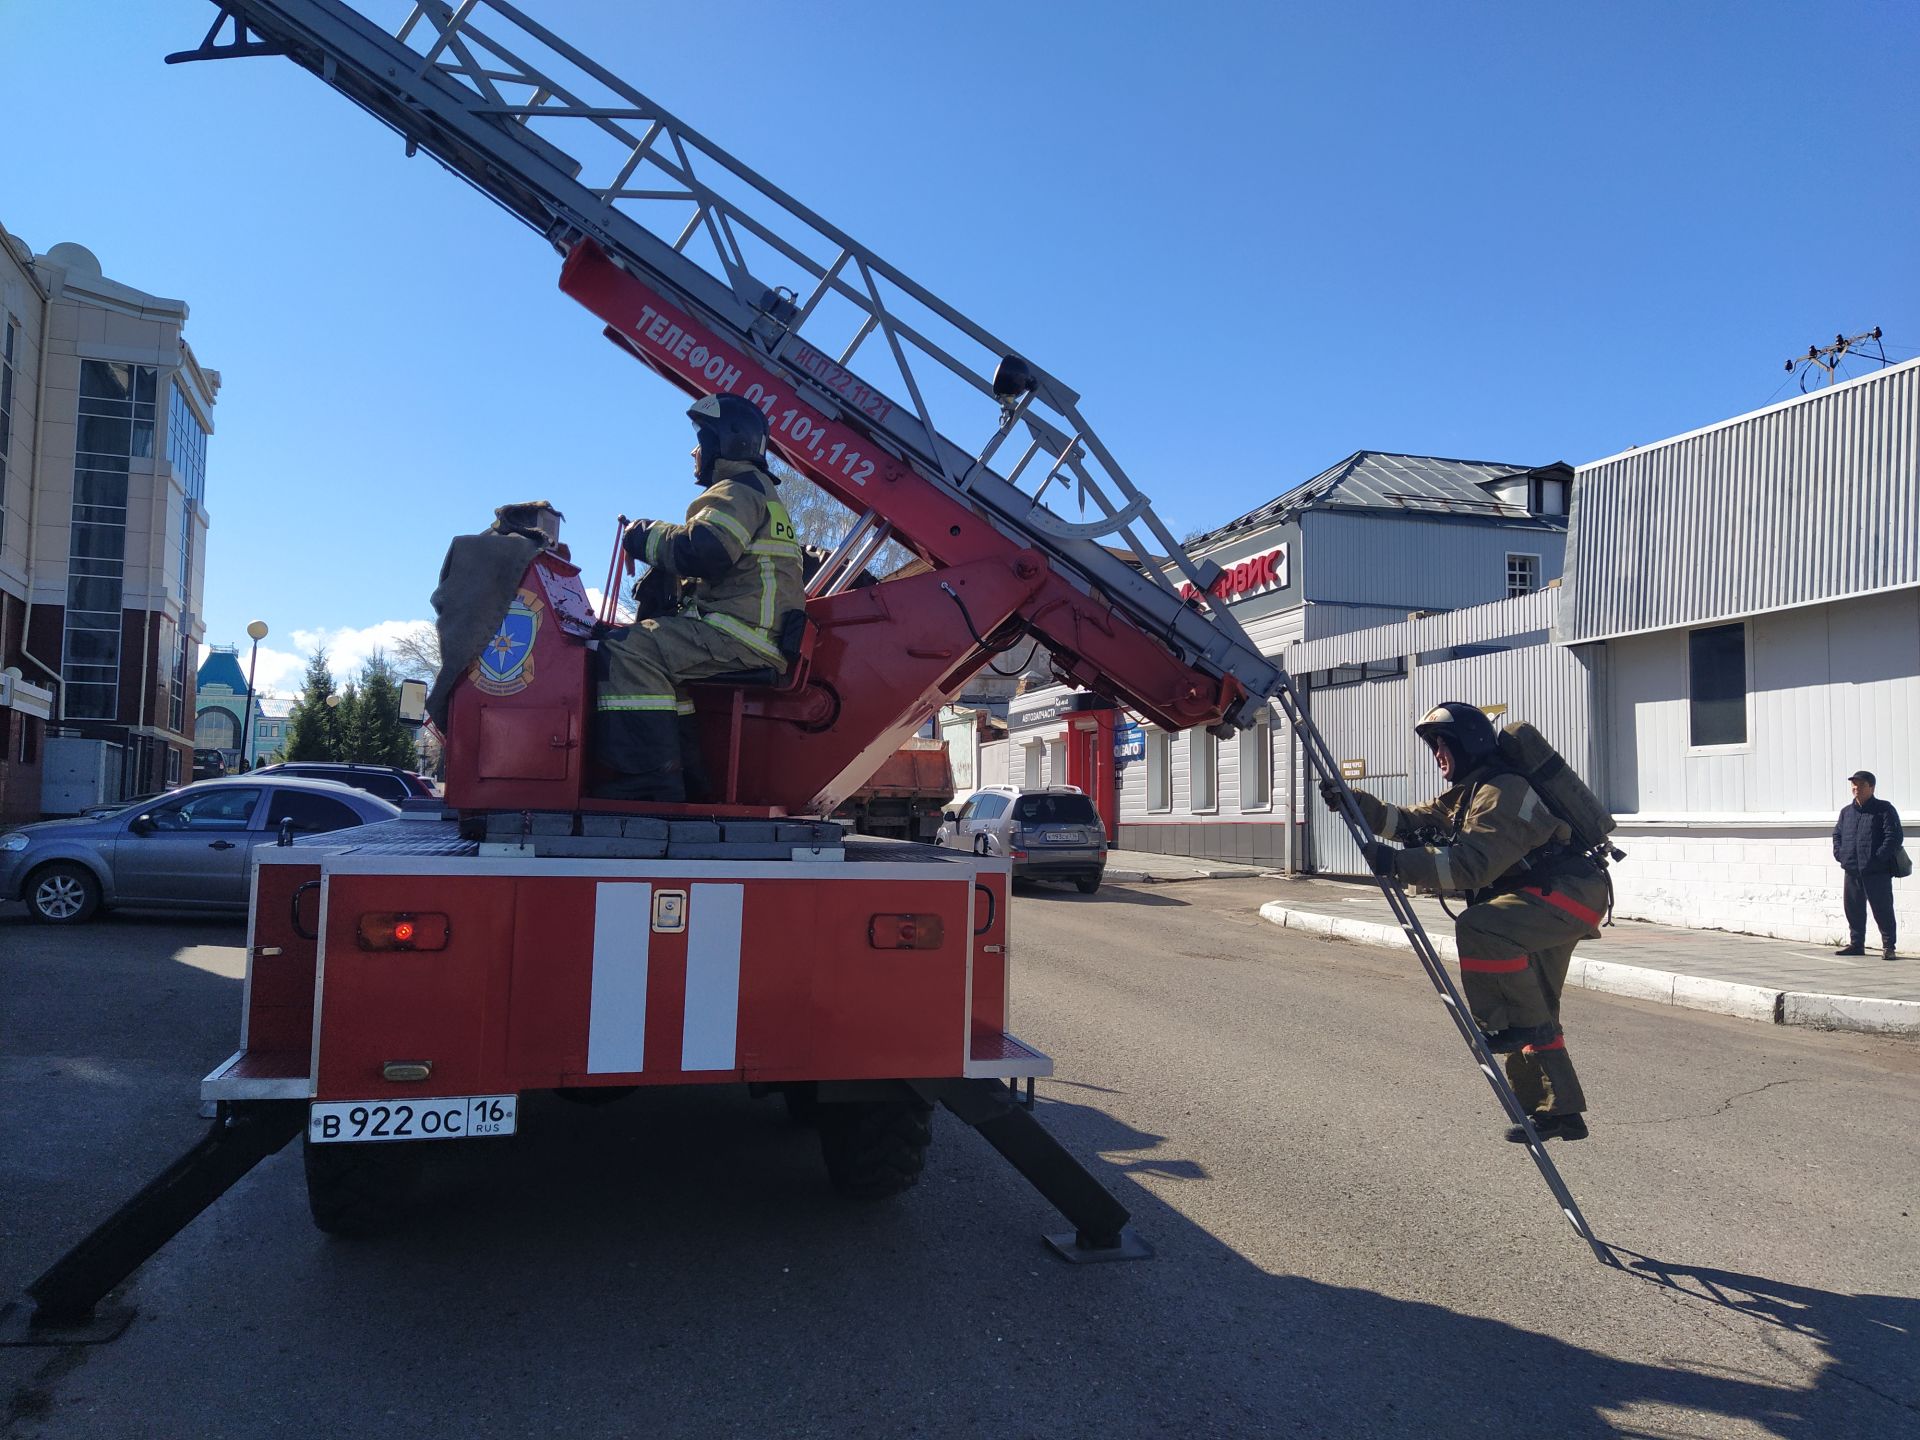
[936,785,1106,894]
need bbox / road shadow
[9,955,1914,1438]
[1029,883,1191,907]
[84,1085,1891,1440]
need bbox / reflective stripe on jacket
[642,458,805,662]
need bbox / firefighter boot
[678,713,713,803]
[593,710,686,803]
[1504,1113,1590,1144]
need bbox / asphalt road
[3,882,1917,1439]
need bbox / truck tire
[816,1098,933,1199]
[303,1136,419,1237]
[26,862,101,924]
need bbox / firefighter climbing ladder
[169,0,1607,1260]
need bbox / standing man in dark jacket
[1833,770,1903,958]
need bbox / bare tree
[392,623,441,683]
[769,458,912,575]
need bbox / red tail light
[868,913,945,950]
[356,912,450,952]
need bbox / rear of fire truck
[215,744,1027,1237]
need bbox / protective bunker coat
[598,458,806,718]
[1349,766,1606,1116]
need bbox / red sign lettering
[1178,545,1287,608]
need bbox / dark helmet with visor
[688,392,770,484]
[1414,701,1500,769]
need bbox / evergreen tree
[354,651,420,767]
[334,682,366,762]
[284,648,342,761]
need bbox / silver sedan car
[0,776,400,924]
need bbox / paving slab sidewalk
[1257,876,1920,1039]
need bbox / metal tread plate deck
[278,821,965,864]
[963,1031,1053,1080]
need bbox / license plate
[308,1094,517,1144]
[1046,830,1086,844]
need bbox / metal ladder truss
[1270,675,1611,1264]
[167,0,1284,725]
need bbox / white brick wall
[1611,829,1915,946]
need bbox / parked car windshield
[146,787,261,830]
[1013,794,1098,825]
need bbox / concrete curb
[1256,903,1920,1038]
[1779,991,1920,1036]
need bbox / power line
[1784,327,1889,391]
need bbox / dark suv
[247,762,436,804]
[936,785,1107,894]
[192,748,228,781]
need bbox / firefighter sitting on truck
[594,392,804,801]
[1320,702,1606,1145]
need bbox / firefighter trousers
[1453,884,1604,1116]
[596,614,782,718]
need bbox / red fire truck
[5,0,1603,1343]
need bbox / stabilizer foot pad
[1045,1227,1154,1264]
[0,1300,137,1347]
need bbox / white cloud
[251,619,433,699]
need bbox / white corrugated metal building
[1560,357,1919,944]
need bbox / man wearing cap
[1833,771,1902,958]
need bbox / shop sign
[1179,545,1288,608]
[1114,724,1145,766]
[1009,696,1069,731]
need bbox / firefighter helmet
[687,393,769,483]
[1414,701,1499,768]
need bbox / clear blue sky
[3,1,1915,694]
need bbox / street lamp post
[242,620,268,772]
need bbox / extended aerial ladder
[6,3,1605,1342]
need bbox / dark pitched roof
[1188,451,1570,550]
[196,647,249,693]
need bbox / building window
[1189,728,1217,812]
[1506,553,1540,599]
[63,362,156,720]
[196,708,239,750]
[1146,729,1171,813]
[168,381,208,506]
[168,383,208,737]
[1239,720,1272,811]
[1532,476,1567,515]
[0,315,15,551]
[1688,622,1747,747]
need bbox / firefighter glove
[621,518,654,559]
[1360,840,1398,878]
[1319,778,1345,814]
